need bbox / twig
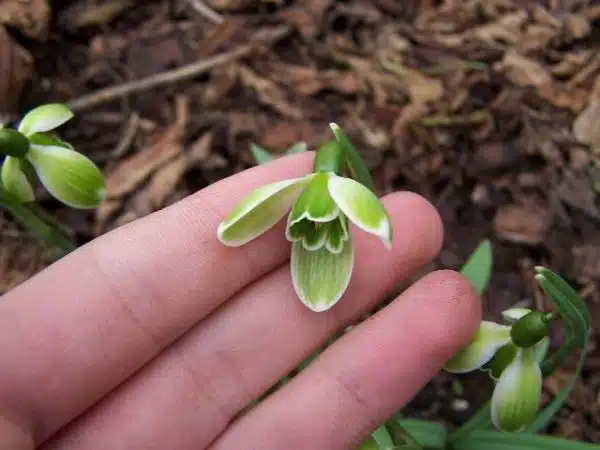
[187,0,224,24]
[67,47,249,112]
[67,26,290,112]
[112,112,140,158]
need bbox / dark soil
[1,0,599,444]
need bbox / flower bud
[510,311,549,348]
[27,145,105,209]
[0,128,30,157]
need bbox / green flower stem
[0,187,75,253]
[313,140,343,174]
[540,341,572,377]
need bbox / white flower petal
[291,236,354,312]
[501,308,532,325]
[491,347,542,432]
[217,175,311,247]
[18,104,74,136]
[27,145,105,209]
[1,156,35,203]
[444,321,512,373]
[327,174,392,249]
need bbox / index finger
[0,152,313,442]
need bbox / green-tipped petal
[18,104,74,136]
[27,145,105,209]
[301,222,328,251]
[218,175,311,247]
[491,347,542,432]
[289,172,339,225]
[1,156,35,203]
[291,236,354,312]
[327,174,392,249]
[444,321,512,373]
[501,308,531,325]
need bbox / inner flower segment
[287,215,349,254]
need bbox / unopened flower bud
[510,311,549,348]
[0,129,30,158]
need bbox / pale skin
[0,152,481,449]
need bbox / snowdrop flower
[444,308,549,432]
[0,104,105,208]
[217,140,392,312]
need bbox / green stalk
[0,187,75,253]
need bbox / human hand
[0,152,481,450]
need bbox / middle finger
[44,192,443,450]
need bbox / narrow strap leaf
[329,123,375,191]
[286,141,308,155]
[250,143,274,165]
[0,186,75,253]
[454,429,599,450]
[371,424,397,449]
[397,419,447,448]
[526,341,589,433]
[460,239,493,296]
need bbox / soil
[1,0,599,444]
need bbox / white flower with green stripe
[444,308,550,432]
[218,130,392,312]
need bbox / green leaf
[526,341,589,433]
[329,123,375,191]
[534,268,590,346]
[357,435,380,450]
[291,235,354,312]
[371,425,396,449]
[453,430,599,450]
[526,268,591,432]
[250,143,274,165]
[18,103,74,136]
[460,239,493,296]
[397,419,447,448]
[0,186,75,253]
[286,141,308,155]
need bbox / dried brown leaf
[205,0,256,12]
[495,50,552,88]
[59,0,134,31]
[0,26,33,117]
[238,65,303,119]
[104,97,188,199]
[573,101,600,148]
[0,0,49,40]
[137,156,188,214]
[494,203,552,245]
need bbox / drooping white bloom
[218,171,392,311]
